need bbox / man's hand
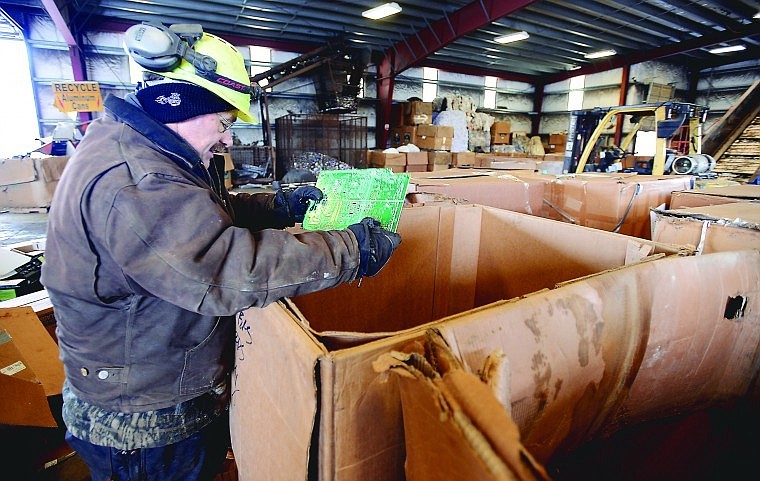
[273,185,323,224]
[347,218,402,278]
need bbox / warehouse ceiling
[3,0,760,84]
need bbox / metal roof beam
[542,21,760,84]
[384,0,538,75]
[560,0,710,36]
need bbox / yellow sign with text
[52,81,104,113]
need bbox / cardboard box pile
[368,151,428,173]
[0,156,69,210]
[230,202,713,481]
[651,202,760,254]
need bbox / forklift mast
[565,102,710,175]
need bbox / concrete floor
[0,212,48,247]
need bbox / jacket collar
[104,95,211,183]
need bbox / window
[484,76,497,109]
[250,46,272,87]
[568,75,585,111]
[422,67,437,102]
[0,39,40,157]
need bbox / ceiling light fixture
[708,44,747,54]
[362,2,402,20]
[494,31,530,44]
[584,49,617,59]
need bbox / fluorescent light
[494,31,529,44]
[755,12,760,18]
[362,2,402,20]
[708,44,746,54]
[584,49,616,59]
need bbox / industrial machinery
[247,38,371,181]
[567,102,715,176]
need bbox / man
[41,23,400,481]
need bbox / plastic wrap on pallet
[434,110,468,153]
[468,131,492,152]
[446,95,477,115]
[469,112,495,132]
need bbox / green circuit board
[302,168,410,232]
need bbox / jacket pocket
[179,316,229,395]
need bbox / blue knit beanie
[136,81,234,123]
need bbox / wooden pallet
[713,115,760,178]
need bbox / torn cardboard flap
[378,330,551,481]
[0,307,64,427]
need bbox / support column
[614,64,630,146]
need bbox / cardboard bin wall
[230,203,675,481]
[651,202,760,254]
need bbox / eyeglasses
[217,113,236,133]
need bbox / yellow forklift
[567,102,716,176]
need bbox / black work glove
[272,185,324,224]
[347,218,402,278]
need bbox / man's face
[169,110,236,166]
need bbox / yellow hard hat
[125,23,256,123]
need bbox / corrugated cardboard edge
[0,307,64,427]
[230,303,327,481]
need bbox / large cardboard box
[230,203,698,480]
[533,173,694,239]
[415,125,454,151]
[670,185,760,209]
[0,156,69,210]
[408,169,546,215]
[490,121,511,144]
[389,125,417,148]
[426,151,451,166]
[404,152,428,166]
[369,151,406,173]
[451,151,476,167]
[651,202,760,253]
[547,133,567,153]
[404,101,433,125]
[0,307,65,427]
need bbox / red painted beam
[377,0,537,148]
[40,0,76,46]
[614,64,630,145]
[391,0,538,75]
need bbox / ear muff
[124,22,217,73]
